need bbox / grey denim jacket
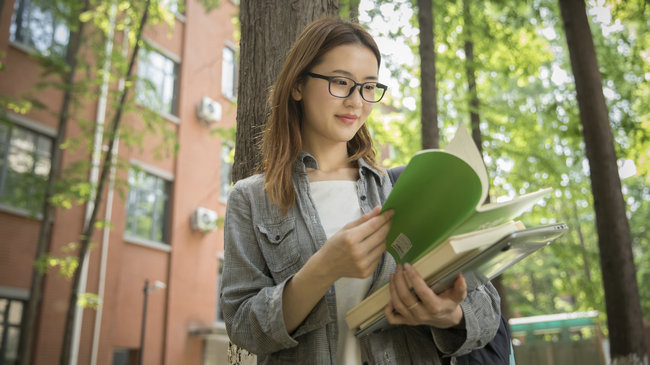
[220,153,501,364]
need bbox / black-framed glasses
[306,72,387,103]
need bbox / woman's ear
[291,82,303,101]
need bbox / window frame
[136,41,181,121]
[112,347,138,365]
[0,115,55,217]
[221,44,238,101]
[124,161,173,249]
[9,0,69,57]
[219,143,234,202]
[0,288,28,365]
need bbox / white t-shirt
[309,180,373,365]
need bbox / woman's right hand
[282,206,392,332]
[314,206,393,282]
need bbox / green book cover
[382,125,551,264]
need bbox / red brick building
[0,0,238,364]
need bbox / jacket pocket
[256,217,300,273]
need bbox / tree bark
[529,271,538,305]
[462,0,482,157]
[461,0,513,320]
[229,1,339,361]
[232,0,339,183]
[348,0,360,22]
[417,0,438,149]
[18,1,90,363]
[558,0,648,362]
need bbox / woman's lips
[336,114,358,124]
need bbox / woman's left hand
[385,263,467,329]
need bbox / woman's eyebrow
[331,69,378,81]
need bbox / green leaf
[79,11,94,23]
[78,293,101,309]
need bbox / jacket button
[360,195,366,201]
[275,235,280,241]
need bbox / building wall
[0,0,238,364]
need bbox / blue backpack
[387,166,513,365]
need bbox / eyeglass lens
[329,77,385,102]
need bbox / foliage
[77,293,101,309]
[626,174,650,318]
[3,0,189,216]
[359,0,650,320]
[210,124,237,148]
[34,242,82,279]
[3,4,224,362]
[339,0,361,20]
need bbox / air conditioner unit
[197,96,222,125]
[190,207,219,233]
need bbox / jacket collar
[294,151,385,186]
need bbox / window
[220,144,233,200]
[0,297,25,365]
[0,122,52,213]
[136,47,180,116]
[221,47,237,100]
[160,0,184,15]
[9,0,69,56]
[112,348,138,365]
[125,168,170,243]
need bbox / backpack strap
[387,165,407,186]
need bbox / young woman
[220,17,501,364]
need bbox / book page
[347,222,523,329]
[448,220,525,253]
[452,188,552,235]
[353,223,568,337]
[444,124,489,206]
[382,151,483,264]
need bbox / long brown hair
[261,17,382,214]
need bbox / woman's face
[292,44,379,152]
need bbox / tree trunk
[416,0,438,150]
[229,2,338,362]
[59,1,151,364]
[558,0,648,363]
[573,204,592,282]
[461,0,513,319]
[462,0,482,157]
[529,272,538,305]
[348,0,360,22]
[18,1,90,363]
[232,0,339,183]
[338,0,360,22]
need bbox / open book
[352,223,568,337]
[380,125,551,264]
[345,125,561,334]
